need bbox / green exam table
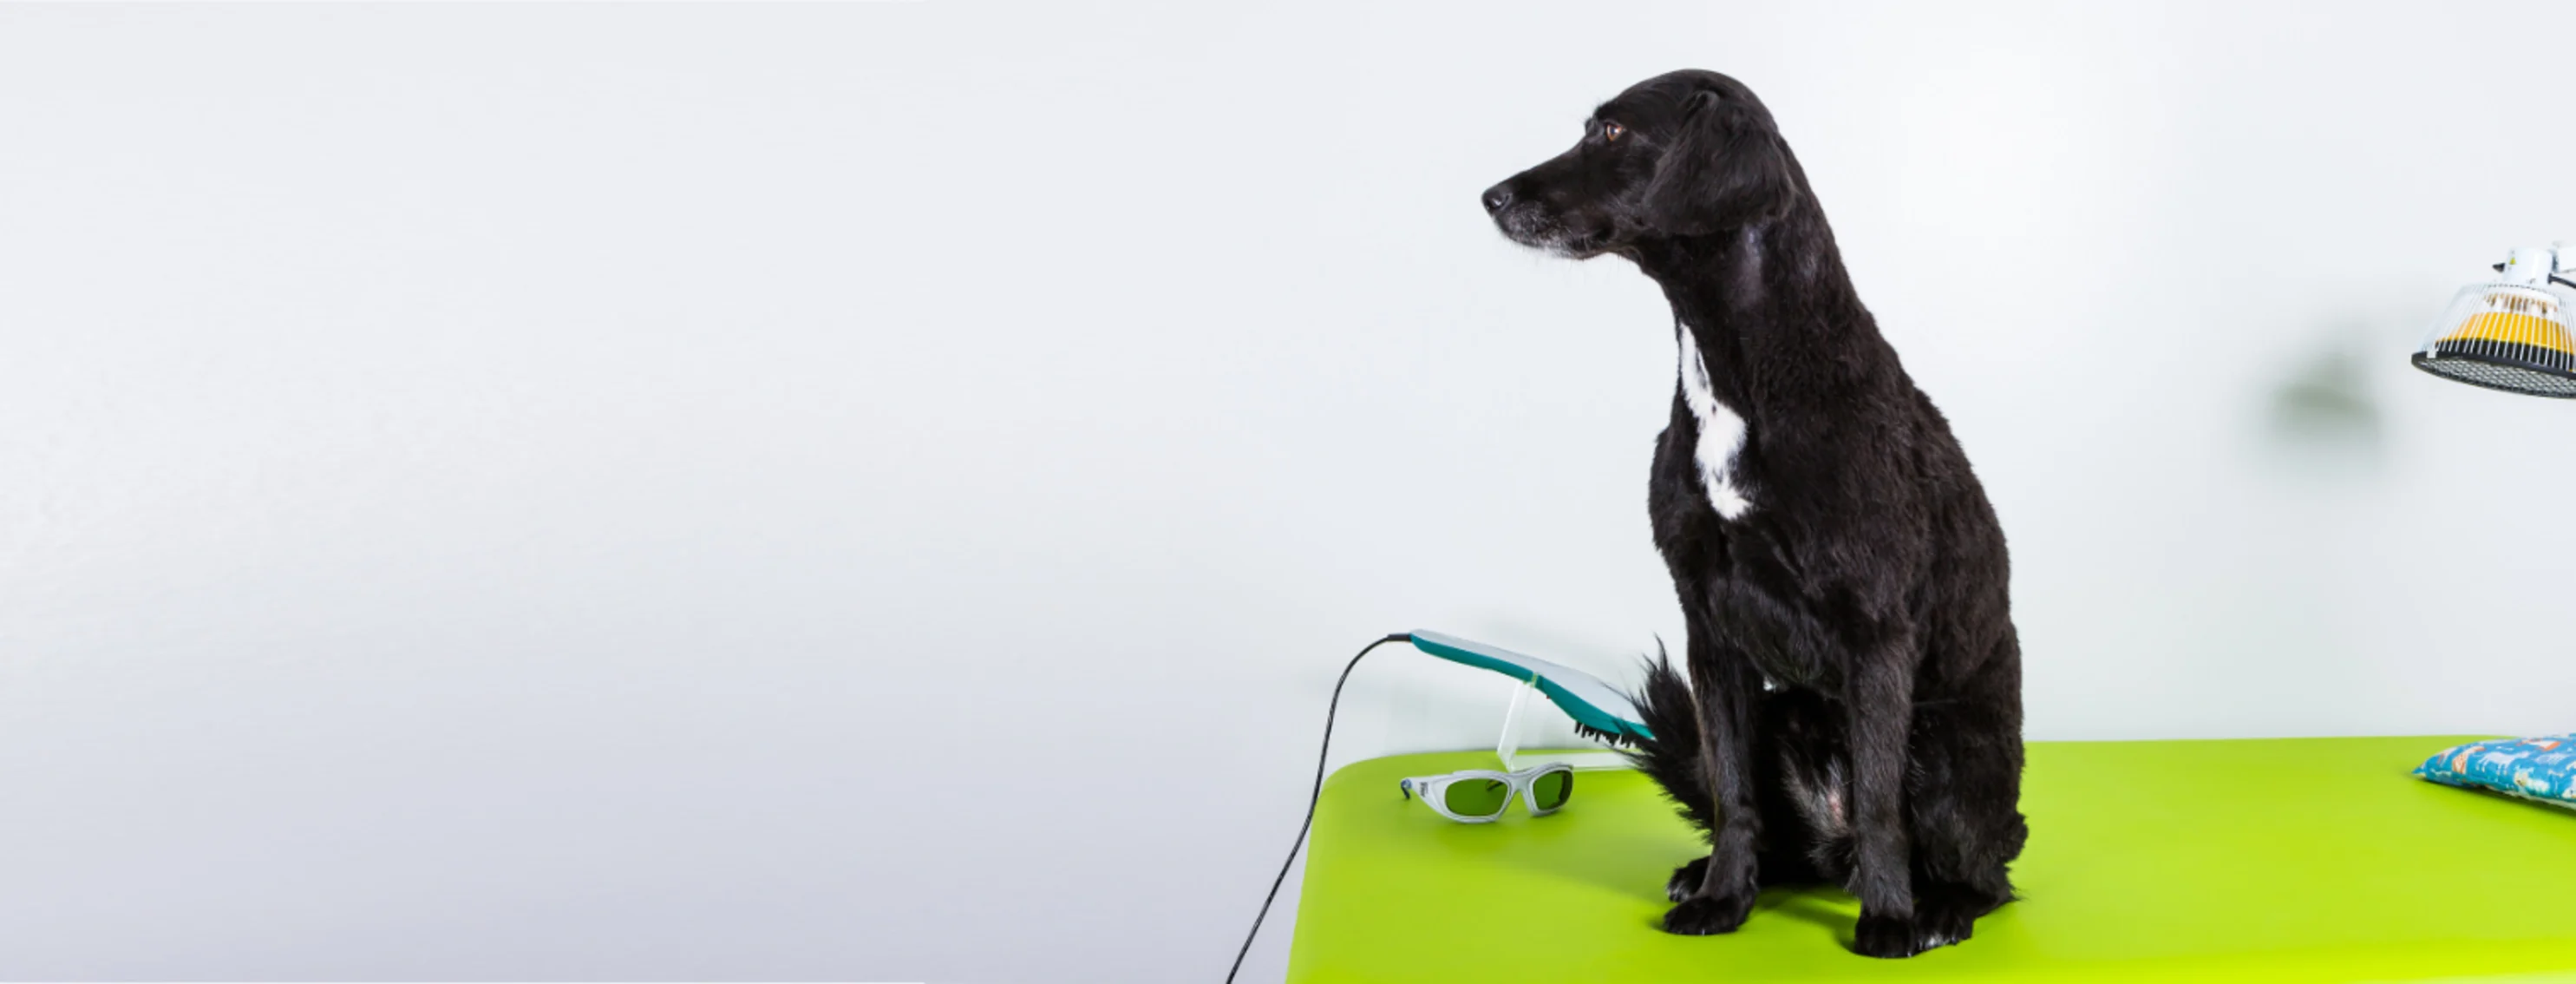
[1287,737,2576,982]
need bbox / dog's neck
[1629,215,1889,411]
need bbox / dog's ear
[1640,90,1799,236]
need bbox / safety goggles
[1396,764,1574,823]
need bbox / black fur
[1485,70,2026,958]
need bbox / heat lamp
[2413,245,2576,397]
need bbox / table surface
[1286,736,2576,982]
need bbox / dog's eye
[1603,121,1626,141]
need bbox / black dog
[1484,69,2025,958]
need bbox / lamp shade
[2413,246,2576,397]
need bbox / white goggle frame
[1396,764,1574,823]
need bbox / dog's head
[1483,69,1799,259]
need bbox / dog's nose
[1481,184,1514,214]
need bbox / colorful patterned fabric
[2415,736,2576,810]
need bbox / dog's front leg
[1847,626,1923,958]
[1664,634,1762,935]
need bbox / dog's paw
[1904,882,1998,953]
[1661,892,1753,936]
[1665,856,1709,902]
[1852,909,1928,959]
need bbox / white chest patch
[1678,327,1753,521]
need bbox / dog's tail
[1623,640,1716,840]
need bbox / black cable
[1224,632,1412,984]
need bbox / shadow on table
[1474,829,1863,946]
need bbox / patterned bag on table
[2416,736,2576,810]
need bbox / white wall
[3,3,2573,981]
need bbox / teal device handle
[1408,630,1653,742]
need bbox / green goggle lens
[1443,778,1512,817]
[1532,769,1572,810]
